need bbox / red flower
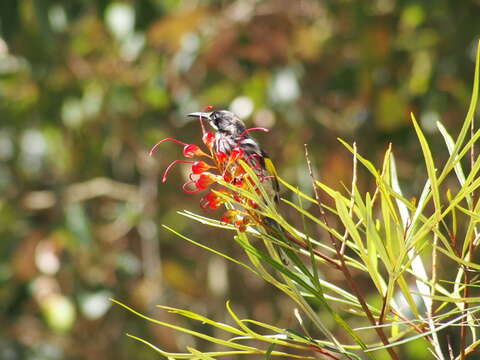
[149,138,208,159]
[191,161,211,174]
[202,132,215,148]
[215,151,227,163]
[220,210,238,224]
[229,147,244,162]
[150,106,272,227]
[182,172,220,194]
[161,160,192,183]
[183,144,204,158]
[195,172,219,190]
[200,190,228,210]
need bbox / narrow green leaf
[437,121,470,208]
[162,225,259,275]
[158,305,246,336]
[410,113,441,213]
[278,176,317,204]
[438,40,480,184]
[112,299,259,352]
[338,138,380,178]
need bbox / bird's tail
[261,216,293,265]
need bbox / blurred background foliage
[1,0,479,359]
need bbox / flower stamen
[236,127,269,147]
[183,180,202,194]
[149,138,188,157]
[162,160,193,183]
[197,105,213,136]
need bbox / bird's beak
[187,112,212,119]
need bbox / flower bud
[202,132,215,148]
[200,191,226,210]
[230,147,244,161]
[215,151,227,163]
[195,173,218,190]
[183,144,202,158]
[220,210,237,224]
[234,219,246,232]
[191,161,210,174]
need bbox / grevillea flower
[183,144,204,158]
[149,107,270,232]
[191,161,211,174]
[202,132,215,147]
[200,190,228,210]
[229,147,244,162]
[215,151,227,163]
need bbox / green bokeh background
[1,1,479,359]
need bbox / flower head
[150,107,272,231]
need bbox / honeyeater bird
[188,109,295,265]
[188,109,280,205]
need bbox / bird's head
[188,110,246,137]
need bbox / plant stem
[304,144,400,360]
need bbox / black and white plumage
[188,109,290,265]
[188,110,279,203]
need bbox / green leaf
[410,112,441,213]
[162,224,259,275]
[438,40,480,184]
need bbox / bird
[188,109,280,205]
[187,110,293,264]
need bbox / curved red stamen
[198,116,206,136]
[240,127,269,138]
[245,153,262,169]
[149,138,188,157]
[236,127,269,148]
[162,160,193,183]
[245,153,260,161]
[182,180,202,194]
[198,105,213,136]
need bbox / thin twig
[390,308,426,335]
[307,344,342,360]
[448,335,454,359]
[460,248,472,360]
[429,232,445,360]
[378,293,389,328]
[304,144,399,360]
[454,342,480,360]
[265,224,341,270]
